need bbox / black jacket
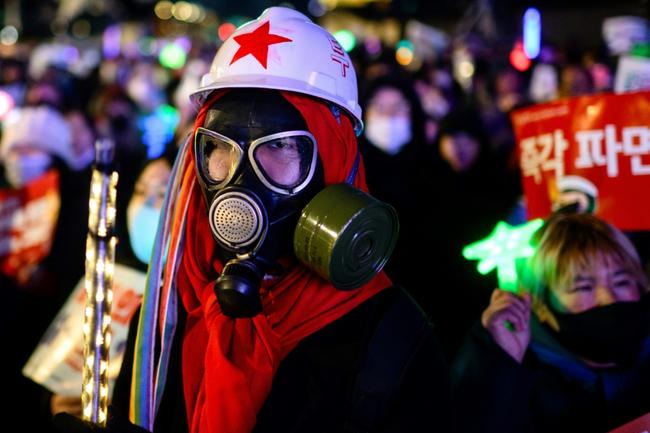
[451,317,650,433]
[114,286,452,433]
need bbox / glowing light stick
[81,138,118,426]
[462,219,543,292]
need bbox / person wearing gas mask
[53,7,450,433]
[451,212,650,433]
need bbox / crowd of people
[0,4,648,433]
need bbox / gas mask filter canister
[294,183,399,290]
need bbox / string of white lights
[81,140,119,427]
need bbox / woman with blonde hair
[452,212,650,433]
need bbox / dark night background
[11,0,650,50]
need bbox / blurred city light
[175,36,192,53]
[172,2,193,22]
[159,42,187,69]
[139,104,180,159]
[155,1,203,23]
[308,0,327,17]
[523,7,541,59]
[364,37,382,57]
[319,0,339,11]
[62,45,80,64]
[0,90,15,120]
[318,0,380,8]
[50,19,68,36]
[154,1,174,20]
[458,60,475,78]
[0,26,19,46]
[102,25,121,59]
[510,41,531,71]
[396,49,414,65]
[333,30,356,52]
[218,22,236,41]
[72,20,92,39]
[138,37,157,56]
[186,4,205,23]
[452,46,474,90]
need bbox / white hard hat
[190,7,363,133]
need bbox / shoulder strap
[345,287,432,433]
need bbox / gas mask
[195,90,399,318]
[194,90,324,317]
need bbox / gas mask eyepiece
[194,126,319,256]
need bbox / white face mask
[364,116,412,155]
[4,152,53,188]
[127,202,161,264]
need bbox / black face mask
[547,295,650,366]
[194,90,324,318]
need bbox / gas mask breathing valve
[214,258,265,317]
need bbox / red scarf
[177,91,391,433]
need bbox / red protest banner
[511,91,650,230]
[608,412,650,433]
[0,170,60,282]
[23,264,146,396]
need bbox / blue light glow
[523,8,541,59]
[138,104,180,158]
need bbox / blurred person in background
[0,57,28,107]
[124,155,173,267]
[559,63,594,98]
[0,102,93,432]
[452,213,650,432]
[476,64,528,160]
[90,85,148,227]
[414,80,449,146]
[413,62,456,146]
[171,58,210,144]
[413,105,521,360]
[358,72,428,291]
[493,65,528,114]
[125,62,167,114]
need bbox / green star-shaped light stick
[462,219,544,292]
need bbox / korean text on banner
[511,91,650,230]
[0,170,60,281]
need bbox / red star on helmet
[229,21,292,69]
